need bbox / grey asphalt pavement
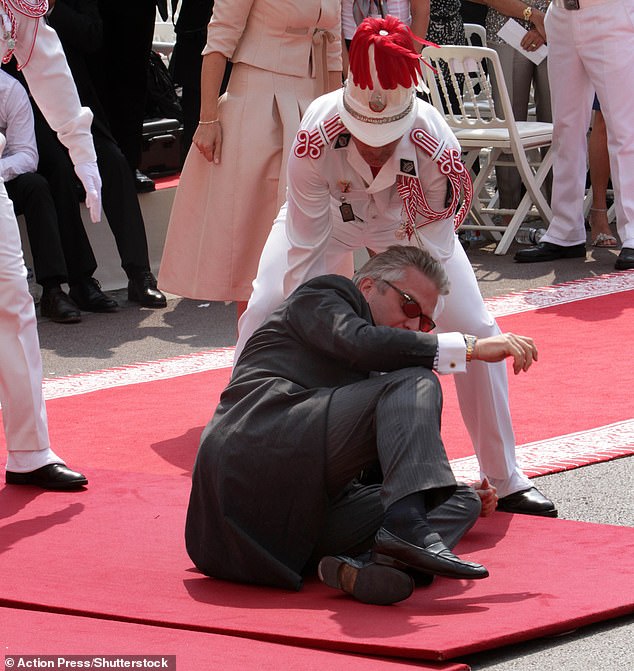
[36,236,633,670]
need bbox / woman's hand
[521,27,546,53]
[193,121,223,164]
[528,9,547,42]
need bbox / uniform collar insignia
[334,133,351,149]
[399,158,416,176]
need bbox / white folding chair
[464,23,487,47]
[421,45,553,254]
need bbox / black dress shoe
[6,463,88,490]
[497,487,558,517]
[318,555,414,605]
[371,528,489,580]
[134,170,156,193]
[128,271,167,308]
[514,242,586,263]
[40,287,81,324]
[615,247,634,271]
[69,277,118,312]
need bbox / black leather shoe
[514,242,586,263]
[318,555,414,605]
[134,170,156,193]
[128,271,167,308]
[69,277,118,312]
[6,463,88,490]
[371,528,489,580]
[497,487,558,517]
[40,287,81,323]
[615,247,634,271]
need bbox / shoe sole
[72,304,119,313]
[515,250,586,263]
[497,506,558,518]
[128,296,168,308]
[41,312,82,324]
[318,556,414,605]
[5,474,88,490]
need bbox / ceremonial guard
[236,16,556,515]
[1,0,100,488]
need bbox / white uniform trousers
[0,175,63,472]
[542,0,634,249]
[237,210,531,498]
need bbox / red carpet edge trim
[38,270,634,400]
[450,418,634,481]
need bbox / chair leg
[494,146,553,254]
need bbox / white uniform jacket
[282,90,467,299]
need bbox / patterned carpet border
[449,419,634,481]
[40,271,634,401]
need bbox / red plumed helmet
[349,15,424,90]
[336,16,434,147]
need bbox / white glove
[74,161,102,223]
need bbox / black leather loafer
[128,271,167,308]
[318,554,414,605]
[514,242,586,263]
[69,277,118,312]
[6,463,88,490]
[497,487,557,517]
[615,247,634,271]
[40,287,81,324]
[371,528,489,580]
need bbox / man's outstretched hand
[472,333,538,375]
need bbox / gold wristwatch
[464,335,477,363]
[523,5,533,22]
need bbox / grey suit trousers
[315,367,481,557]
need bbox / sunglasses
[382,280,437,333]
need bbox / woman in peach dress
[159,0,342,316]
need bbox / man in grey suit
[186,246,537,605]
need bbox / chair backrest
[463,22,487,47]
[420,44,518,136]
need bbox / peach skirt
[158,63,321,301]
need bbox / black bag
[145,51,183,122]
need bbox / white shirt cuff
[435,332,467,374]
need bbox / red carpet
[1,277,633,664]
[1,608,467,671]
[154,174,180,190]
[1,467,633,661]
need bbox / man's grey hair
[352,245,450,295]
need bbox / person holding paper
[470,0,551,216]
[514,0,634,271]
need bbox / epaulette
[293,114,346,159]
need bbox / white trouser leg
[580,1,634,249]
[0,182,62,472]
[434,242,530,497]
[540,5,594,247]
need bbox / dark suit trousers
[315,367,479,557]
[5,173,68,284]
[34,111,151,281]
[93,0,157,170]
